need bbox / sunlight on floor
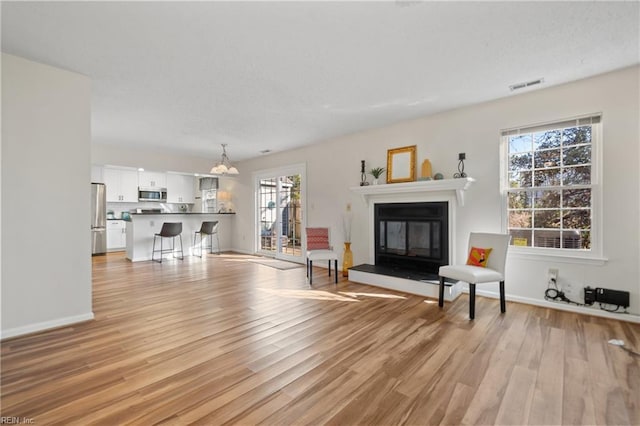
[423,300,438,304]
[257,288,359,302]
[338,291,406,300]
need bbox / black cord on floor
[609,340,640,357]
[544,288,585,306]
[620,346,640,357]
[598,303,628,313]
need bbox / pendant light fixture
[210,143,239,175]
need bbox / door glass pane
[259,178,277,253]
[279,175,302,257]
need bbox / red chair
[305,227,338,285]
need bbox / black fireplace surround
[374,202,448,275]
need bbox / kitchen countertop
[125,212,233,261]
[129,212,236,215]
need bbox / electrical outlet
[548,268,558,283]
[150,220,155,227]
[564,281,573,298]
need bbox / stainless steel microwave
[138,187,167,202]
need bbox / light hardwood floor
[1,252,639,425]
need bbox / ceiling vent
[509,78,544,91]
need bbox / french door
[255,164,305,263]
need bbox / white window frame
[500,114,606,265]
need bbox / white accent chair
[438,232,511,319]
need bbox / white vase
[373,178,379,185]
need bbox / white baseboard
[463,286,640,324]
[1,312,95,340]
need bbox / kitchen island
[125,213,235,262]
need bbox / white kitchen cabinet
[91,165,104,183]
[104,168,139,202]
[166,174,195,203]
[107,220,126,250]
[138,171,167,188]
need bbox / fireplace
[375,202,449,275]
[348,178,473,299]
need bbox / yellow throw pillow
[466,247,492,267]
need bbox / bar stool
[152,222,184,263]
[194,221,220,257]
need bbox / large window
[502,115,601,252]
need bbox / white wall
[1,54,93,338]
[230,66,640,317]
[92,143,215,175]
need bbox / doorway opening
[255,165,305,263]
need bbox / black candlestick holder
[360,160,369,186]
[454,152,467,178]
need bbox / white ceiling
[2,1,639,162]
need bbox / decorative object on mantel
[369,167,385,185]
[419,159,433,180]
[359,160,369,186]
[434,172,444,180]
[453,152,467,178]
[342,204,353,277]
[210,143,239,175]
[386,145,417,183]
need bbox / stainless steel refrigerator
[91,183,107,255]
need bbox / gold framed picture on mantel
[386,145,416,183]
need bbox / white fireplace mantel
[350,177,475,206]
